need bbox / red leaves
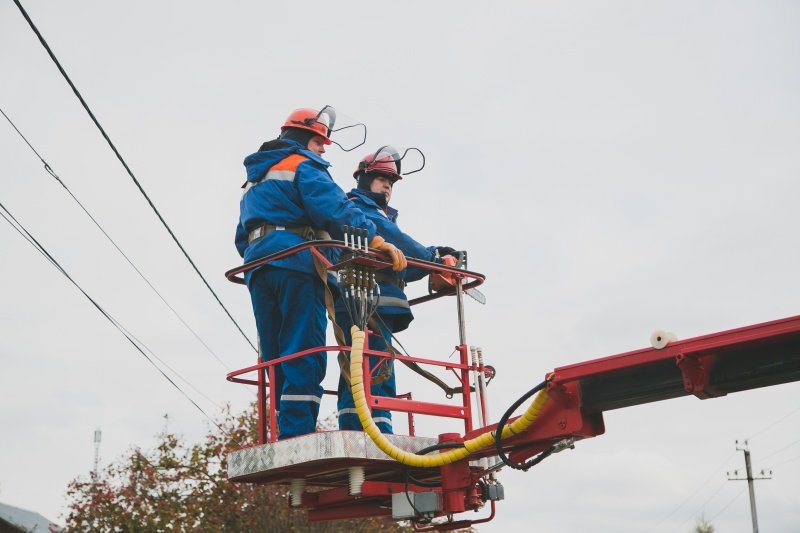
[63,404,410,532]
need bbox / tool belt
[248,223,331,244]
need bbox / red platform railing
[225,241,486,443]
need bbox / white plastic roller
[290,478,306,507]
[650,330,678,349]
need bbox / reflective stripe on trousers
[337,408,393,433]
[249,268,326,440]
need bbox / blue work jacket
[235,140,377,285]
[336,188,437,332]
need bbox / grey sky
[1,1,799,531]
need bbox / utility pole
[91,428,102,482]
[726,439,772,533]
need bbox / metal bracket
[675,353,724,399]
[546,380,575,408]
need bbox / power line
[647,450,735,532]
[1,104,231,371]
[11,0,256,353]
[747,406,800,441]
[759,437,800,462]
[0,199,221,429]
[769,453,800,469]
[669,480,729,533]
[707,486,746,524]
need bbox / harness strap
[369,315,473,398]
[248,223,331,245]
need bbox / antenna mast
[92,428,102,482]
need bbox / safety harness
[248,222,465,395]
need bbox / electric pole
[726,439,772,533]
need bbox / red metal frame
[225,241,486,444]
[226,240,800,530]
[469,313,800,465]
[226,336,480,443]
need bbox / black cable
[0,200,222,430]
[494,380,556,471]
[416,442,466,455]
[11,0,256,353]
[404,473,441,489]
[1,105,230,371]
[401,442,466,488]
[403,469,431,524]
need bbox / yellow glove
[370,235,407,271]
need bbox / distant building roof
[0,502,61,532]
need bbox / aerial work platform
[225,238,800,530]
[229,314,800,478]
[228,431,440,486]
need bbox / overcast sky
[1,1,799,531]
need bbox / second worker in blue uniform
[336,146,456,434]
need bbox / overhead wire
[650,403,800,531]
[769,453,800,469]
[759,437,800,463]
[646,450,736,532]
[0,200,222,430]
[746,406,800,441]
[663,431,799,531]
[668,480,730,533]
[11,0,257,353]
[706,486,746,525]
[0,104,230,371]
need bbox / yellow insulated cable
[349,326,550,468]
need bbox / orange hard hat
[281,108,332,144]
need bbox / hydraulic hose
[349,326,550,467]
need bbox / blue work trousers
[337,312,397,434]
[249,268,326,439]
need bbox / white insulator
[348,466,365,495]
[650,330,678,350]
[289,478,306,507]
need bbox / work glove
[435,246,458,258]
[429,254,458,291]
[370,235,408,271]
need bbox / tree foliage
[64,406,407,532]
[693,515,715,533]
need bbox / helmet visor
[367,145,426,176]
[318,105,367,152]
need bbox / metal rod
[477,346,489,425]
[471,346,484,428]
[456,278,467,346]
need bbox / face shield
[314,105,367,152]
[361,145,426,178]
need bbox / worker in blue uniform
[236,109,407,440]
[336,146,457,434]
